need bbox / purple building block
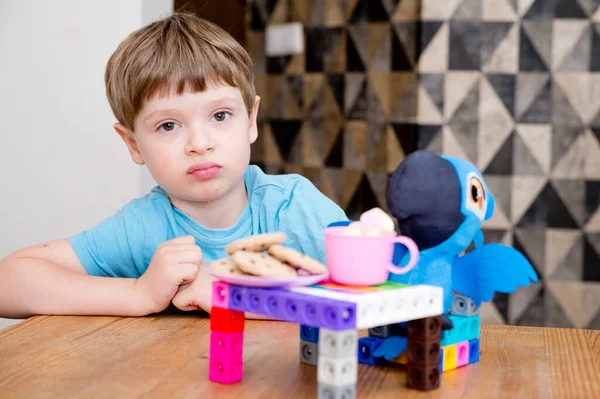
[228,285,356,330]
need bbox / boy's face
[115,82,260,204]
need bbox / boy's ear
[113,123,145,165]
[248,95,261,144]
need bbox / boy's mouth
[187,162,222,181]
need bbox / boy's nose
[184,128,214,155]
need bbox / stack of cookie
[210,232,328,278]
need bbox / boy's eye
[212,111,230,122]
[158,122,180,132]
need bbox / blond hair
[105,13,256,130]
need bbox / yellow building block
[442,344,457,371]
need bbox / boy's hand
[136,236,202,314]
[172,262,215,312]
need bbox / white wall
[0,0,171,329]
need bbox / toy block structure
[209,280,445,396]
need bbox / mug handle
[386,236,419,274]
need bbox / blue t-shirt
[68,165,349,278]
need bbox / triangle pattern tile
[369,73,391,116]
[417,22,449,73]
[583,234,600,281]
[320,167,341,205]
[386,125,407,172]
[421,0,463,21]
[418,22,444,62]
[517,0,537,16]
[288,0,313,24]
[487,74,515,116]
[553,21,590,72]
[442,126,471,161]
[591,25,600,72]
[553,129,600,180]
[492,292,510,324]
[517,183,580,229]
[303,74,324,113]
[368,23,391,66]
[452,0,482,20]
[513,133,544,176]
[348,0,368,23]
[281,80,302,119]
[322,86,345,156]
[511,286,545,327]
[586,306,600,329]
[551,80,586,128]
[321,28,345,72]
[323,0,345,27]
[484,132,514,175]
[381,0,401,15]
[522,20,553,69]
[516,124,552,174]
[552,180,587,227]
[299,125,323,167]
[448,82,479,163]
[514,229,546,278]
[368,0,390,22]
[424,128,444,154]
[324,129,345,168]
[445,71,480,120]
[269,0,290,24]
[550,234,583,281]
[508,0,519,12]
[266,75,284,118]
[482,176,513,229]
[511,176,549,223]
[481,22,514,70]
[346,75,368,119]
[449,20,482,70]
[577,0,600,16]
[261,123,284,165]
[391,73,419,122]
[367,171,391,212]
[367,128,389,172]
[543,288,576,328]
[344,73,365,115]
[270,120,303,162]
[417,84,444,124]
[508,282,543,325]
[555,0,588,18]
[522,0,556,20]
[481,229,510,245]
[345,121,367,170]
[478,76,514,171]
[324,32,346,73]
[519,26,549,72]
[250,2,267,31]
[326,74,344,113]
[419,73,445,115]
[479,302,507,325]
[548,282,600,329]
[390,23,414,70]
[392,22,418,66]
[545,228,583,278]
[416,125,443,150]
[586,181,600,225]
[369,25,391,72]
[346,27,367,72]
[551,125,584,173]
[594,4,600,20]
[554,75,596,124]
[286,75,303,110]
[391,0,420,21]
[518,76,552,124]
[345,174,381,220]
[483,0,518,21]
[392,123,419,155]
[342,169,364,208]
[343,0,359,21]
[483,22,519,74]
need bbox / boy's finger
[168,235,196,244]
[177,263,199,285]
[171,250,203,265]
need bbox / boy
[0,13,348,319]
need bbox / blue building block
[300,325,319,343]
[440,315,480,346]
[439,347,444,372]
[357,337,384,365]
[468,338,480,364]
[228,285,357,330]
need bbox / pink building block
[209,356,243,384]
[210,331,244,359]
[212,281,230,309]
[456,341,469,367]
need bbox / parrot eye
[469,177,484,210]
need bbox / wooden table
[1,313,599,398]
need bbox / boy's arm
[0,239,145,318]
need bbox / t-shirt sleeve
[275,177,349,264]
[68,201,147,278]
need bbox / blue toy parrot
[385,150,538,312]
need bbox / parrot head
[386,150,495,250]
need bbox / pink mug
[324,226,419,286]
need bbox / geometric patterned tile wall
[246,0,600,328]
